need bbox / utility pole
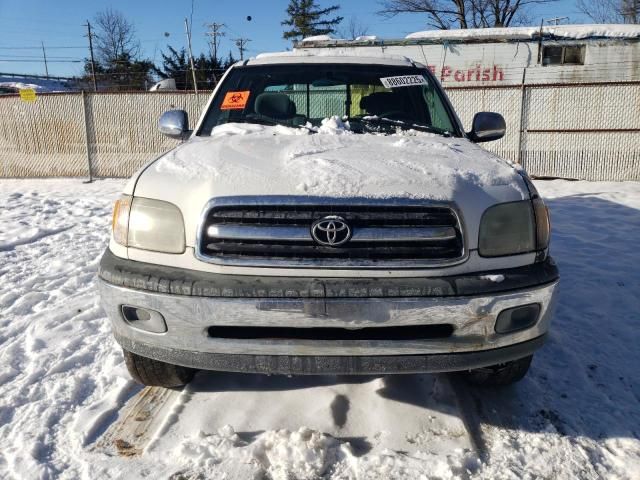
[184,17,199,95]
[41,41,49,78]
[234,37,251,61]
[204,22,226,62]
[85,21,98,92]
[204,22,225,85]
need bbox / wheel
[123,349,196,388]
[462,355,533,387]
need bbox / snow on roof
[406,24,640,41]
[0,77,72,93]
[250,50,415,66]
[301,34,336,42]
[355,35,378,42]
[300,34,379,44]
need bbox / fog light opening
[121,305,167,333]
[495,304,540,334]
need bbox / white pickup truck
[98,53,558,388]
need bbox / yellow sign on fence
[19,88,37,103]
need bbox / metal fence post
[81,90,93,183]
[516,68,527,165]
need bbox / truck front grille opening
[207,324,454,341]
[198,202,465,267]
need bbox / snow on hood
[149,119,524,200]
[135,119,528,247]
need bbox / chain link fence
[447,81,640,181]
[0,83,638,180]
[0,92,209,178]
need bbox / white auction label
[380,75,428,88]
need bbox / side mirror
[159,109,191,140]
[468,112,506,143]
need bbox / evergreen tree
[153,46,238,90]
[282,0,343,42]
[152,46,191,90]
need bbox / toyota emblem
[311,216,352,247]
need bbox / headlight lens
[111,196,185,254]
[479,201,535,257]
[532,196,550,251]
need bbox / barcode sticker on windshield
[380,75,428,88]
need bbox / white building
[295,25,640,85]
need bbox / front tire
[123,349,196,388]
[462,355,533,386]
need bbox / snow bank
[406,24,640,41]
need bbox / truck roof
[245,51,419,67]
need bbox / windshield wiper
[238,117,317,133]
[241,117,278,126]
[352,116,451,137]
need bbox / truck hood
[133,122,529,248]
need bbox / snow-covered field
[0,178,638,479]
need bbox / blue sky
[0,0,589,77]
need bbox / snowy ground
[0,178,638,479]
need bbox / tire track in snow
[0,225,73,252]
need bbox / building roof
[294,24,640,49]
[405,24,640,41]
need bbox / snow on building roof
[300,34,335,42]
[405,24,640,41]
[0,77,72,93]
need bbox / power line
[0,54,82,59]
[0,46,86,50]
[0,59,83,63]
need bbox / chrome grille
[196,197,465,268]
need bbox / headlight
[111,195,185,254]
[112,195,131,246]
[479,201,535,257]
[532,196,550,251]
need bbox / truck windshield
[198,63,460,136]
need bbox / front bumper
[98,249,559,374]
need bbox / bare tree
[340,16,371,39]
[93,8,140,65]
[378,0,559,29]
[576,0,639,24]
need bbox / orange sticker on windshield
[221,91,250,110]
